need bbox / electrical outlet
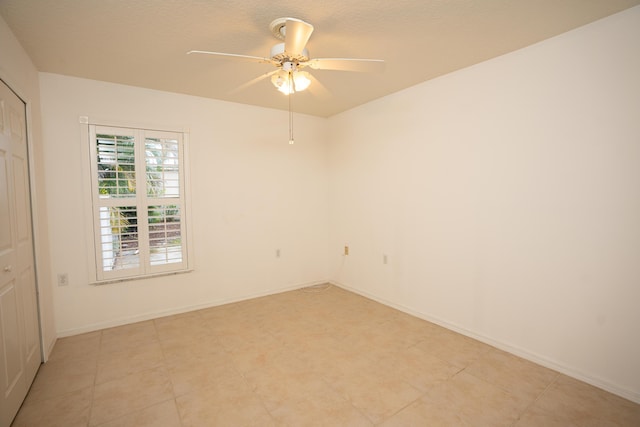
[57,273,69,287]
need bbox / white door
[0,80,41,427]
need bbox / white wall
[25,4,640,404]
[0,16,56,358]
[39,74,329,335]
[328,6,640,403]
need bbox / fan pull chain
[288,71,294,144]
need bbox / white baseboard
[329,280,640,405]
[55,279,328,338]
[55,277,639,404]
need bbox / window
[86,124,191,282]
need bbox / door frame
[0,72,47,364]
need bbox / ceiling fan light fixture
[271,70,311,95]
[293,71,311,91]
[277,81,293,95]
[271,70,290,94]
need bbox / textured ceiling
[1,0,639,117]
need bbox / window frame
[80,117,193,284]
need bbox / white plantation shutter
[145,135,180,197]
[89,125,189,281]
[147,205,183,266]
[98,205,140,272]
[96,133,136,198]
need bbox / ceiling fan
[188,17,384,144]
[187,17,385,96]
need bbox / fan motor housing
[269,18,288,40]
[269,17,310,40]
[270,43,309,63]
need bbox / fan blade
[187,50,276,65]
[284,18,314,57]
[229,70,280,94]
[305,58,385,73]
[306,74,330,98]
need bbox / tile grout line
[508,372,561,427]
[89,323,176,426]
[151,317,186,427]
[86,329,103,427]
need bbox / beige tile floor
[12,285,640,426]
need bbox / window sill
[90,268,194,286]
